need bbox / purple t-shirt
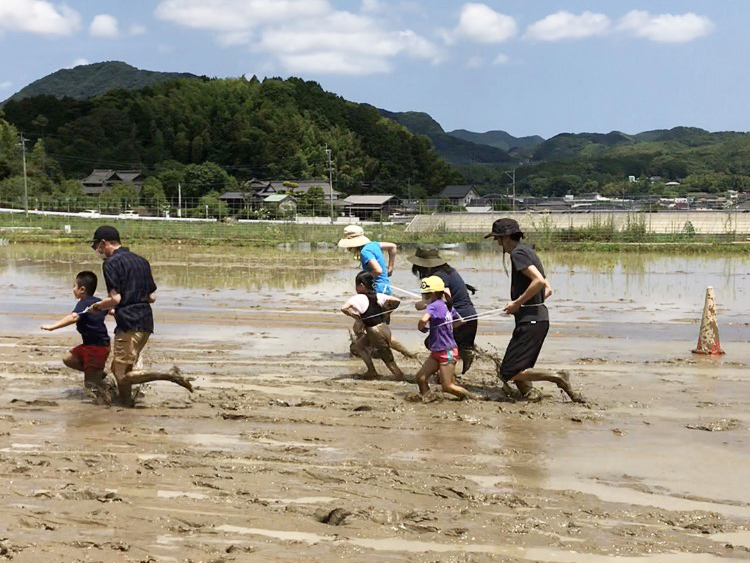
[425,299,458,352]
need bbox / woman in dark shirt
[407,247,478,374]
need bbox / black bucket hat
[484,218,523,238]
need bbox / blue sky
[0,1,743,138]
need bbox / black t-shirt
[103,247,157,333]
[435,268,476,318]
[509,244,549,323]
[73,295,110,345]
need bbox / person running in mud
[41,270,110,391]
[338,224,397,294]
[89,225,158,406]
[485,218,583,403]
[415,276,475,402]
[338,224,414,358]
[408,246,478,374]
[341,271,405,379]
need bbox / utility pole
[503,167,516,212]
[19,134,29,214]
[325,145,334,222]
[177,182,182,218]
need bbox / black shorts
[453,319,477,350]
[499,321,549,381]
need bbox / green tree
[196,190,227,218]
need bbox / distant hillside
[378,109,515,165]
[532,131,635,161]
[448,129,544,152]
[5,61,199,102]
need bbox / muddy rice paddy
[1,243,749,562]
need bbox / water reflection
[2,244,749,333]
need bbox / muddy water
[1,243,749,562]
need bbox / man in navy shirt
[486,218,584,403]
[89,225,157,406]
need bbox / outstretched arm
[41,312,78,331]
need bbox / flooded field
[1,243,749,562]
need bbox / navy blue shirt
[74,295,109,346]
[103,247,157,333]
[435,268,476,318]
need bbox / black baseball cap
[484,218,523,238]
[89,225,120,248]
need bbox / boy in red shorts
[41,271,110,390]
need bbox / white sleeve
[344,294,369,315]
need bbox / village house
[341,194,400,219]
[438,185,480,207]
[81,169,145,195]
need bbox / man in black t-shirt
[485,218,583,403]
[89,225,157,406]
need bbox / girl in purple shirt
[415,276,474,401]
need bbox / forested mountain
[4,61,199,103]
[448,129,544,153]
[1,75,459,200]
[2,60,750,210]
[378,110,515,165]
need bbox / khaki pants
[111,331,150,403]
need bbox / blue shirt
[360,241,391,294]
[73,295,109,346]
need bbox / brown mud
[1,246,749,561]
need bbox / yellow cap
[420,275,445,293]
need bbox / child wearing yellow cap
[415,276,475,401]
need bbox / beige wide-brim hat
[407,246,448,268]
[338,225,371,248]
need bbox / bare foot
[523,388,543,402]
[421,390,442,404]
[557,370,586,403]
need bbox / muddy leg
[390,335,416,359]
[353,335,379,378]
[416,356,439,396]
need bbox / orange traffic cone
[692,286,724,355]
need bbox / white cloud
[450,3,517,44]
[90,14,119,38]
[618,10,714,43]
[70,58,89,68]
[525,11,610,41]
[466,56,484,69]
[156,0,439,75]
[492,53,509,65]
[0,0,80,36]
[361,0,383,13]
[154,0,330,32]
[259,12,439,75]
[0,81,13,90]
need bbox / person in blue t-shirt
[337,224,397,294]
[414,276,475,402]
[338,225,415,358]
[41,270,110,390]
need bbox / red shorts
[70,344,110,371]
[430,347,458,365]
